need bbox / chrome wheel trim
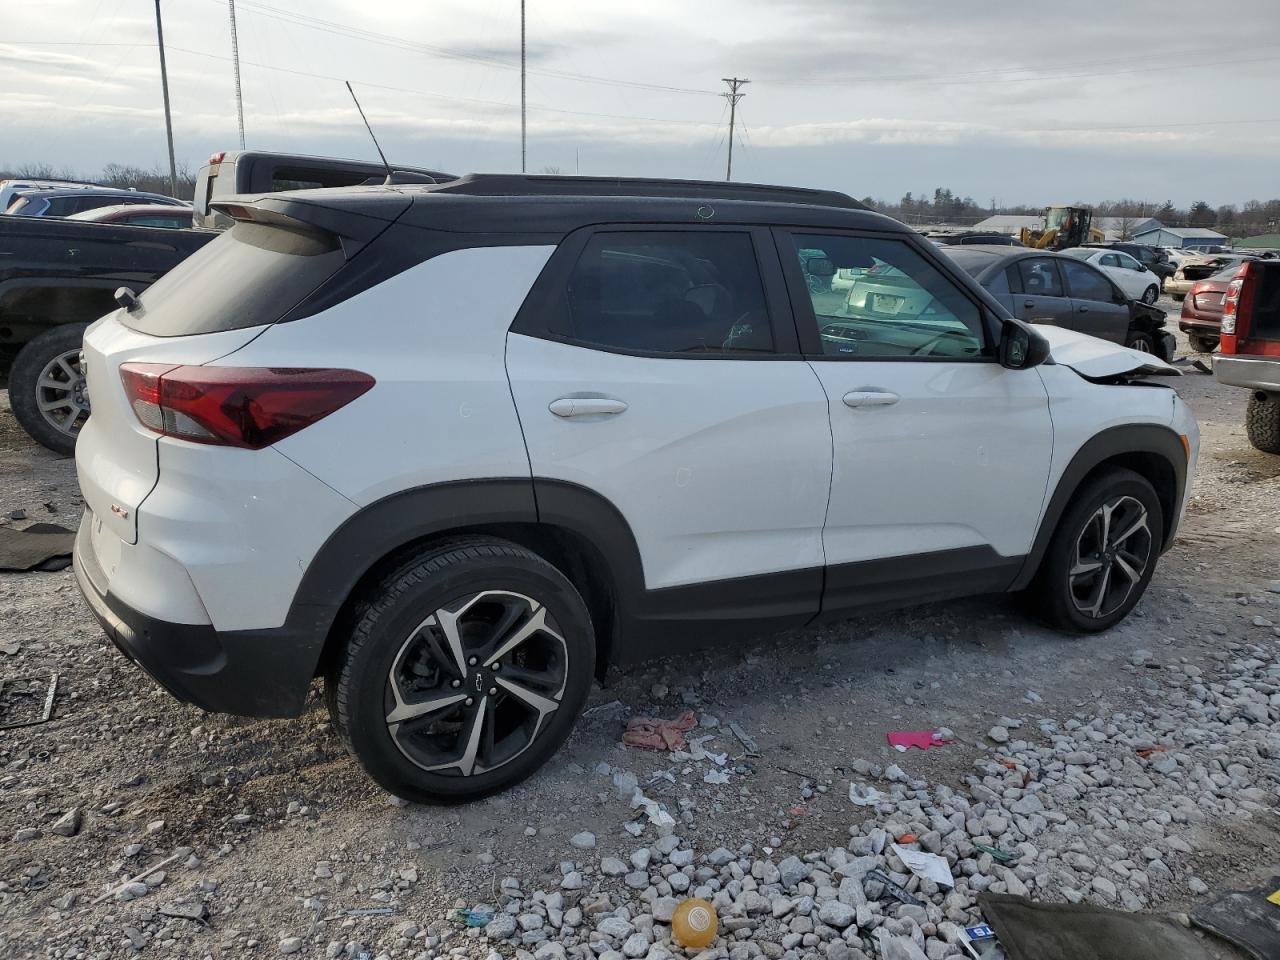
[384,590,569,777]
[1069,495,1152,620]
[35,349,90,437]
[1141,286,1158,304]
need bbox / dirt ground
[0,307,1276,960]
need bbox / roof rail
[423,174,866,211]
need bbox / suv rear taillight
[119,364,374,449]
[1219,262,1256,354]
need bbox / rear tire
[1028,467,1163,634]
[326,538,594,803]
[1172,294,1185,302]
[1246,394,1280,454]
[1187,333,1219,354]
[8,324,89,456]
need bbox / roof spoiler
[210,192,411,257]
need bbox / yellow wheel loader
[1019,206,1105,250]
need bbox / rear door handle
[843,390,900,408]
[1077,306,1090,313]
[1023,300,1036,309]
[548,397,628,418]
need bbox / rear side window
[122,221,345,337]
[1061,260,1116,302]
[1017,258,1064,297]
[550,231,773,354]
[270,166,376,192]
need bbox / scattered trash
[892,843,955,888]
[0,523,75,572]
[583,699,626,717]
[776,764,817,780]
[1190,874,1280,960]
[91,852,185,905]
[159,901,209,924]
[1136,746,1170,758]
[960,923,1005,959]
[865,868,923,907]
[896,833,918,845]
[848,782,889,806]
[974,843,1018,864]
[341,907,396,917]
[623,709,698,751]
[0,674,59,730]
[727,721,759,756]
[686,736,727,766]
[453,908,493,927]
[979,892,1208,960]
[886,729,953,752]
[671,897,718,948]
[702,768,730,785]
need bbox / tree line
[1,162,198,202]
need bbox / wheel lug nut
[490,663,500,671]
[465,697,474,707]
[451,679,461,688]
[468,656,478,666]
[488,687,497,696]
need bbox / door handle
[548,397,628,418]
[1077,306,1090,313]
[843,390,900,408]
[1023,300,1036,309]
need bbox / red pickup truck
[1212,260,1280,453]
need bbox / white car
[72,175,1199,802]
[1062,247,1163,303]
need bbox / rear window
[1252,266,1280,341]
[270,166,377,192]
[122,221,344,337]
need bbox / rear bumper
[73,512,320,717]
[1178,316,1220,333]
[1212,355,1280,393]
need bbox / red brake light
[1219,262,1255,354]
[119,364,374,449]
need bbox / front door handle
[549,397,628,418]
[1023,300,1036,309]
[1077,305,1090,313]
[843,390,900,408]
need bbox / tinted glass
[555,231,773,354]
[789,233,985,359]
[1061,260,1116,301]
[128,215,189,228]
[1018,258,1065,297]
[121,222,344,337]
[1099,253,1120,267]
[270,166,376,192]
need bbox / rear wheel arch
[305,480,642,685]
[1012,425,1186,590]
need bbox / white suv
[73,176,1199,802]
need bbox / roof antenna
[345,80,393,184]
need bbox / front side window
[1061,260,1116,302]
[553,231,773,354]
[788,233,985,359]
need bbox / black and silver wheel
[327,538,594,803]
[1140,285,1158,304]
[1125,330,1155,354]
[1028,467,1163,633]
[8,324,90,455]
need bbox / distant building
[1237,233,1280,250]
[1132,226,1228,250]
[972,213,1161,241]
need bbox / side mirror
[806,257,836,278]
[999,318,1051,370]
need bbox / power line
[210,0,720,97]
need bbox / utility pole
[520,0,526,173]
[721,77,749,182]
[228,0,246,148]
[153,0,178,197]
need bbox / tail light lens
[119,364,374,449]
[1221,279,1241,335]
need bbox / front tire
[327,538,594,803]
[1125,330,1155,353]
[1187,333,1219,353]
[8,324,90,456]
[1246,394,1280,454]
[1029,468,1163,633]
[1141,285,1158,304]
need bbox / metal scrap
[728,721,759,756]
[0,673,59,730]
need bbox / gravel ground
[0,308,1277,960]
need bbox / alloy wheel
[384,590,569,777]
[35,349,90,438]
[1141,286,1158,304]
[1068,495,1152,620]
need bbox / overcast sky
[4,0,1279,207]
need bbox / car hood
[1036,325,1179,378]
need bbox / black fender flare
[1009,423,1187,591]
